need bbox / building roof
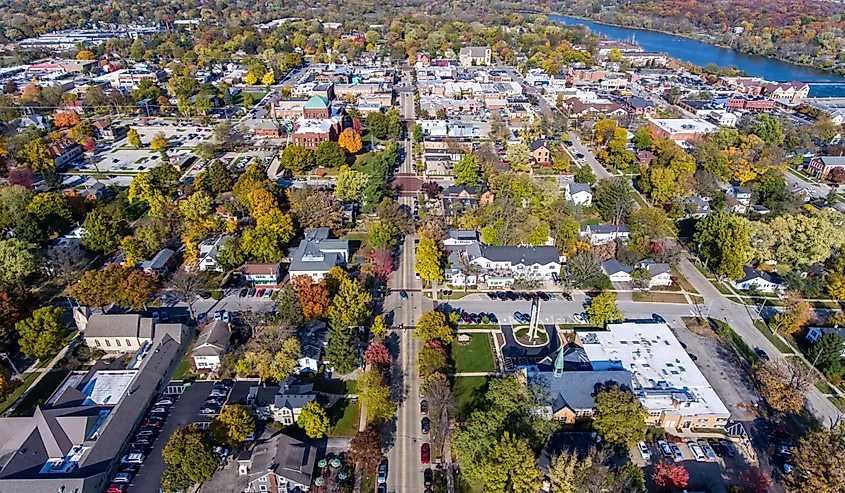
[601,259,633,276]
[243,263,280,276]
[639,260,671,277]
[815,156,845,166]
[735,266,783,285]
[273,377,316,411]
[249,430,317,488]
[141,248,175,271]
[447,230,479,241]
[293,115,342,134]
[533,370,634,413]
[583,224,630,235]
[83,314,154,340]
[296,320,329,361]
[478,245,561,266]
[459,46,490,57]
[289,228,349,275]
[530,139,548,151]
[567,183,592,196]
[649,118,717,135]
[192,321,231,357]
[303,95,329,109]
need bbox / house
[444,229,480,247]
[198,235,231,272]
[635,150,654,167]
[459,46,491,67]
[564,183,592,206]
[243,262,282,286]
[271,377,318,425]
[295,320,329,374]
[139,248,176,275]
[805,327,845,358]
[731,266,785,294]
[637,260,673,287]
[91,120,116,140]
[289,228,349,281]
[807,156,845,179]
[579,224,630,245]
[251,120,283,138]
[530,140,551,164]
[445,237,563,288]
[191,320,231,373]
[684,196,711,218]
[601,259,633,282]
[441,184,494,217]
[627,96,657,117]
[239,430,317,493]
[726,185,752,214]
[49,141,84,167]
[562,98,627,118]
[18,114,49,131]
[76,310,154,352]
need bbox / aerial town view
[0,0,844,492]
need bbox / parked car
[119,465,140,474]
[658,440,673,459]
[687,441,706,461]
[106,485,127,493]
[487,292,498,300]
[239,288,248,298]
[263,289,272,298]
[669,442,684,462]
[200,406,220,415]
[248,288,257,296]
[562,292,573,301]
[720,440,737,457]
[377,461,387,484]
[256,288,265,297]
[698,440,717,461]
[424,468,433,487]
[421,417,430,435]
[141,419,162,429]
[150,406,168,414]
[421,443,430,464]
[136,428,157,437]
[131,438,151,447]
[638,442,651,462]
[652,314,666,324]
[154,398,173,406]
[707,438,724,457]
[121,453,145,464]
[420,400,428,416]
[488,313,499,324]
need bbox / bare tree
[169,270,209,320]
[45,244,88,287]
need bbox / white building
[288,228,349,281]
[601,259,633,283]
[243,263,282,286]
[565,183,592,206]
[731,266,785,294]
[418,119,448,136]
[445,235,562,288]
[458,46,491,67]
[190,320,231,372]
[638,260,673,287]
[198,235,231,272]
[579,224,630,245]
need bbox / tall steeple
[553,347,565,378]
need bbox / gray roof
[816,156,845,166]
[583,224,630,235]
[478,245,561,266]
[447,230,479,241]
[84,314,153,339]
[192,321,230,356]
[141,248,175,270]
[274,377,317,411]
[567,183,591,195]
[530,139,547,151]
[289,228,349,274]
[639,260,670,277]
[736,266,783,285]
[601,259,633,276]
[534,370,634,413]
[249,430,317,487]
[296,320,328,361]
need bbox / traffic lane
[127,382,217,493]
[567,131,613,180]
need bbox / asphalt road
[566,131,614,181]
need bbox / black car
[239,288,248,298]
[421,417,430,434]
[520,292,531,301]
[506,291,519,300]
[420,400,428,415]
[424,469,433,487]
[537,292,549,301]
[562,293,573,301]
[652,314,666,324]
[488,313,499,324]
[754,348,770,361]
[496,292,508,301]
[487,292,498,300]
[708,439,724,457]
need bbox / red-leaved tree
[352,118,363,134]
[653,462,689,491]
[363,342,392,367]
[7,167,34,188]
[369,248,394,277]
[741,467,772,493]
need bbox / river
[550,14,845,97]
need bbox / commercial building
[648,118,717,142]
[290,116,343,149]
[807,155,845,179]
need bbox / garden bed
[514,327,548,345]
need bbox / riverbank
[549,12,845,81]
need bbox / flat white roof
[80,370,137,406]
[650,118,717,135]
[578,322,730,417]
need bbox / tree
[16,306,65,359]
[361,370,396,424]
[26,192,71,236]
[371,316,388,338]
[0,238,39,286]
[376,197,414,235]
[236,339,301,382]
[280,145,315,173]
[809,332,844,373]
[592,385,647,446]
[506,143,532,173]
[210,405,255,446]
[45,244,87,287]
[829,274,845,300]
[326,324,359,374]
[586,292,624,327]
[127,127,142,148]
[275,285,305,327]
[414,310,454,344]
[316,141,347,168]
[334,165,369,202]
[693,210,751,280]
[349,426,383,472]
[245,72,258,85]
[419,342,449,377]
[298,401,330,438]
[477,432,542,493]
[652,462,689,491]
[628,207,676,253]
[20,140,54,172]
[76,49,95,60]
[54,111,81,128]
[630,268,652,291]
[741,467,772,493]
[749,114,784,146]
[161,425,218,487]
[453,154,481,186]
[632,126,652,150]
[574,164,596,185]
[169,271,209,320]
[769,291,812,335]
[338,128,363,153]
[594,178,633,225]
[262,71,275,86]
[294,190,343,229]
[292,276,331,320]
[82,208,124,253]
[415,237,444,283]
[328,277,372,329]
[150,132,169,150]
[363,342,392,367]
[786,424,845,492]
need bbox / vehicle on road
[687,441,706,461]
[421,417,430,434]
[421,443,430,464]
[638,442,650,462]
[658,440,673,459]
[754,348,770,361]
[106,485,127,493]
[154,398,173,406]
[400,291,408,300]
[377,461,387,484]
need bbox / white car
[573,313,587,324]
[687,441,706,461]
[637,442,651,462]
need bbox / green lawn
[452,376,491,418]
[815,380,835,394]
[632,292,688,303]
[829,396,845,413]
[753,320,793,353]
[712,280,735,295]
[0,372,38,415]
[711,319,757,364]
[326,399,360,437]
[451,335,495,373]
[171,350,195,381]
[11,370,69,417]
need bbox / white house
[190,320,231,372]
[731,266,785,294]
[565,183,593,206]
[638,260,673,287]
[243,262,282,286]
[445,237,562,288]
[727,185,752,214]
[198,235,231,272]
[602,259,632,282]
[270,377,317,425]
[288,228,349,281]
[241,430,316,493]
[295,320,328,374]
[806,327,845,358]
[579,224,630,245]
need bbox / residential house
[637,260,673,287]
[445,236,562,288]
[458,46,491,67]
[239,430,317,493]
[190,320,231,373]
[601,259,633,283]
[443,229,480,247]
[139,248,176,276]
[18,114,49,131]
[243,263,282,286]
[92,120,116,140]
[530,140,551,164]
[49,141,84,167]
[562,98,627,118]
[579,224,630,245]
[726,185,752,214]
[731,266,785,294]
[627,96,657,117]
[289,228,349,281]
[198,235,231,272]
[805,326,845,358]
[807,156,845,179]
[441,184,494,217]
[295,320,329,374]
[76,310,154,352]
[684,196,711,218]
[635,150,654,167]
[271,377,318,425]
[564,183,592,206]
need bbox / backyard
[326,399,360,437]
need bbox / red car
[106,485,127,493]
[421,443,430,464]
[141,419,162,429]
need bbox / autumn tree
[334,165,369,202]
[786,424,845,492]
[769,291,812,335]
[0,238,40,286]
[235,338,301,382]
[20,139,54,172]
[338,128,363,153]
[414,310,454,344]
[15,306,65,359]
[370,315,388,338]
[292,276,331,320]
[592,385,647,446]
[298,401,330,438]
[349,426,383,472]
[360,368,396,424]
[506,143,531,173]
[54,111,81,128]
[742,467,772,493]
[419,341,449,377]
[127,127,142,148]
[82,208,124,253]
[363,342,392,367]
[210,405,255,447]
[652,462,689,491]
[280,144,315,172]
[415,236,444,284]
[150,132,169,150]
[586,292,624,328]
[453,154,481,186]
[477,432,542,493]
[161,425,218,489]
